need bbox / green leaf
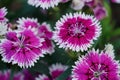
[111,28,120,37]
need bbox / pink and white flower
[54,12,101,52]
[0,29,43,68]
[0,7,8,22]
[38,23,54,54]
[35,74,50,80]
[49,63,68,79]
[28,0,61,9]
[72,48,120,80]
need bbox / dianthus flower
[0,29,43,68]
[72,48,120,80]
[54,12,101,52]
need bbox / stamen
[68,22,86,37]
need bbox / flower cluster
[0,1,119,79]
[27,0,107,20]
[0,67,71,80]
[71,0,107,20]
[0,17,54,68]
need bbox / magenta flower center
[87,63,109,79]
[68,22,87,37]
